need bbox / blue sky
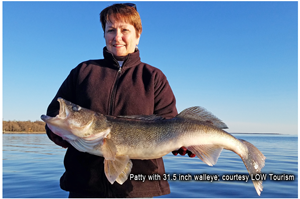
[3,1,298,134]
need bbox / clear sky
[2,1,298,134]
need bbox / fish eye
[72,105,81,112]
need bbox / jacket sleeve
[45,64,80,140]
[153,70,178,119]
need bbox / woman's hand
[172,147,196,158]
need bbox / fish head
[41,98,105,141]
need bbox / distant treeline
[3,120,46,132]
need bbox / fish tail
[239,139,266,196]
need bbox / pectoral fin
[187,145,223,166]
[100,138,117,160]
[104,155,132,185]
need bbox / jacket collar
[103,47,141,70]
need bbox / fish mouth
[57,97,70,119]
[40,98,69,122]
[40,114,51,122]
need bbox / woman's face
[105,17,140,57]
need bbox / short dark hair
[100,4,142,37]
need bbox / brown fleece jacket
[46,47,177,197]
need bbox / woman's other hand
[172,147,196,158]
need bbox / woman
[46,3,193,198]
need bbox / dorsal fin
[176,106,228,129]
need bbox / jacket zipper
[108,66,122,115]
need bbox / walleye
[41,98,266,196]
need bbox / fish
[41,97,266,196]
